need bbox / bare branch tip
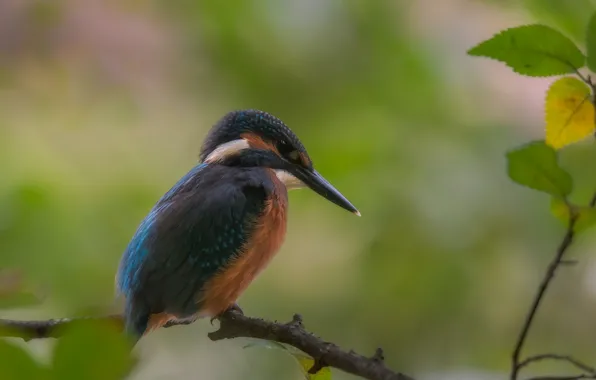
[287,313,303,327]
[372,348,385,362]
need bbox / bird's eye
[276,140,302,165]
[287,150,300,162]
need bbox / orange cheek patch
[241,132,280,156]
[299,152,312,168]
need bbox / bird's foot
[210,303,244,325]
[227,303,244,315]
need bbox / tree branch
[0,315,123,340]
[207,310,413,380]
[0,309,414,380]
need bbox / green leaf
[506,140,572,197]
[51,321,135,380]
[551,197,596,232]
[243,338,289,352]
[587,12,596,72]
[0,339,48,380]
[468,25,585,76]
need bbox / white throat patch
[275,170,305,190]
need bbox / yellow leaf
[295,355,332,380]
[545,77,595,149]
[243,341,331,379]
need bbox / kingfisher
[116,109,359,342]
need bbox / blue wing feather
[116,163,208,296]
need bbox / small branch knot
[287,314,303,328]
[371,348,385,362]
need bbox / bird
[116,109,359,342]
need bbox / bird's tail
[123,302,149,345]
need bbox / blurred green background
[3,0,596,379]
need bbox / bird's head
[199,109,359,216]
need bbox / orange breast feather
[199,171,288,317]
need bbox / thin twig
[0,310,414,380]
[573,68,591,86]
[581,73,596,140]
[510,213,578,380]
[519,354,596,375]
[525,375,596,380]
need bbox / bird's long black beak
[291,167,360,216]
